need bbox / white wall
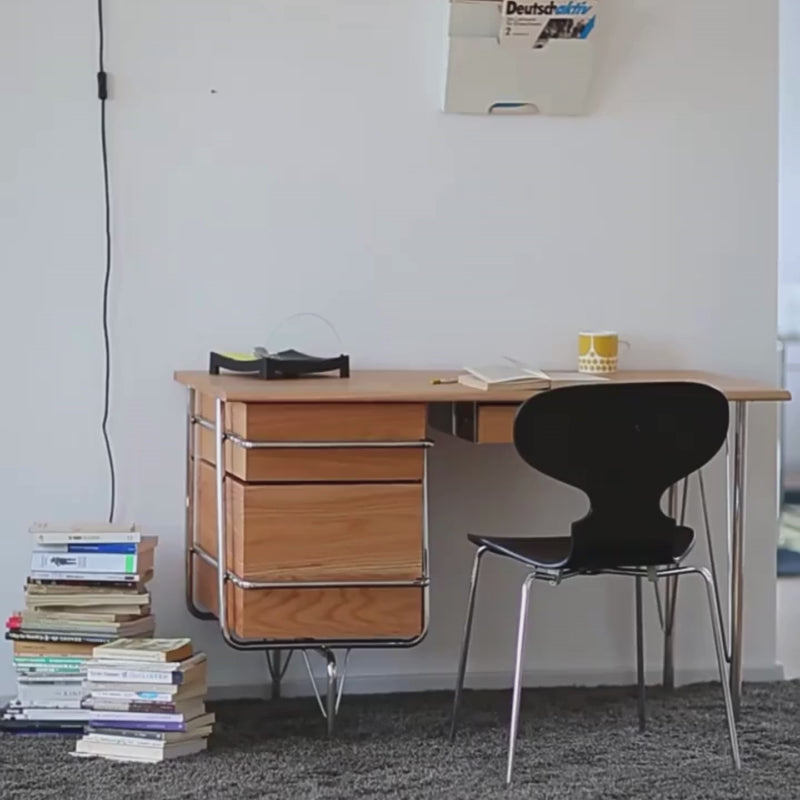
[781,0,800,287]
[0,0,780,699]
[779,0,800,473]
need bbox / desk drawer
[195,398,426,481]
[196,461,423,582]
[198,431,423,482]
[227,402,426,442]
[195,557,423,640]
[454,403,518,443]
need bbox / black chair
[448,382,740,783]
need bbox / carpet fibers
[3,681,800,799]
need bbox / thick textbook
[92,638,192,663]
[30,522,141,546]
[31,546,155,575]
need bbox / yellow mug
[578,331,629,374]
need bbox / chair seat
[467,528,695,571]
[467,534,572,569]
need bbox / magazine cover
[500,1,598,48]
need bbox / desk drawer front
[229,476,423,582]
[198,431,423,482]
[196,462,423,582]
[455,403,518,443]
[195,557,423,640]
[478,405,517,443]
[228,402,426,442]
[195,398,426,481]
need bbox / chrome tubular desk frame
[183,389,432,733]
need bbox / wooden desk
[175,368,789,723]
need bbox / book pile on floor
[74,638,213,762]
[0,522,156,733]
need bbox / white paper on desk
[543,371,608,383]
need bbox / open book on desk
[458,361,609,392]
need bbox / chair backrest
[512,382,729,569]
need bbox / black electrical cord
[97,0,115,523]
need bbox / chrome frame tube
[193,544,427,589]
[325,649,338,736]
[729,401,747,720]
[507,572,536,786]
[299,648,351,733]
[301,650,326,717]
[635,575,646,733]
[695,566,741,770]
[185,388,216,622]
[662,485,679,690]
[265,650,293,700]
[193,414,433,450]
[698,469,730,662]
[420,445,432,642]
[214,397,229,639]
[449,546,487,741]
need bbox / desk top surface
[174,369,790,403]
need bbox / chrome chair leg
[635,576,646,732]
[698,469,730,662]
[506,572,536,785]
[325,649,338,737]
[689,566,741,769]
[450,546,487,741]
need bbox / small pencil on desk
[431,378,459,385]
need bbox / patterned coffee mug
[578,332,629,374]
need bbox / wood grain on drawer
[194,555,235,630]
[227,403,426,442]
[196,459,233,563]
[228,476,423,582]
[194,393,233,428]
[195,558,422,640]
[477,404,517,444]
[198,432,423,482]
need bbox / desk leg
[730,401,748,720]
[266,650,293,700]
[662,485,679,690]
[779,340,787,510]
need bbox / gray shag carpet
[3,681,800,799]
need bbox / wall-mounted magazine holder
[444,1,598,116]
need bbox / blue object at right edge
[777,547,800,576]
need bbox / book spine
[90,690,177,702]
[34,543,138,554]
[86,725,172,740]
[17,672,85,686]
[31,552,139,574]
[6,631,113,644]
[16,666,86,675]
[86,669,180,685]
[83,733,166,748]
[85,701,182,713]
[0,719,85,733]
[28,571,142,584]
[33,532,141,545]
[87,718,187,732]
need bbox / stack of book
[1,522,156,733]
[75,638,213,762]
